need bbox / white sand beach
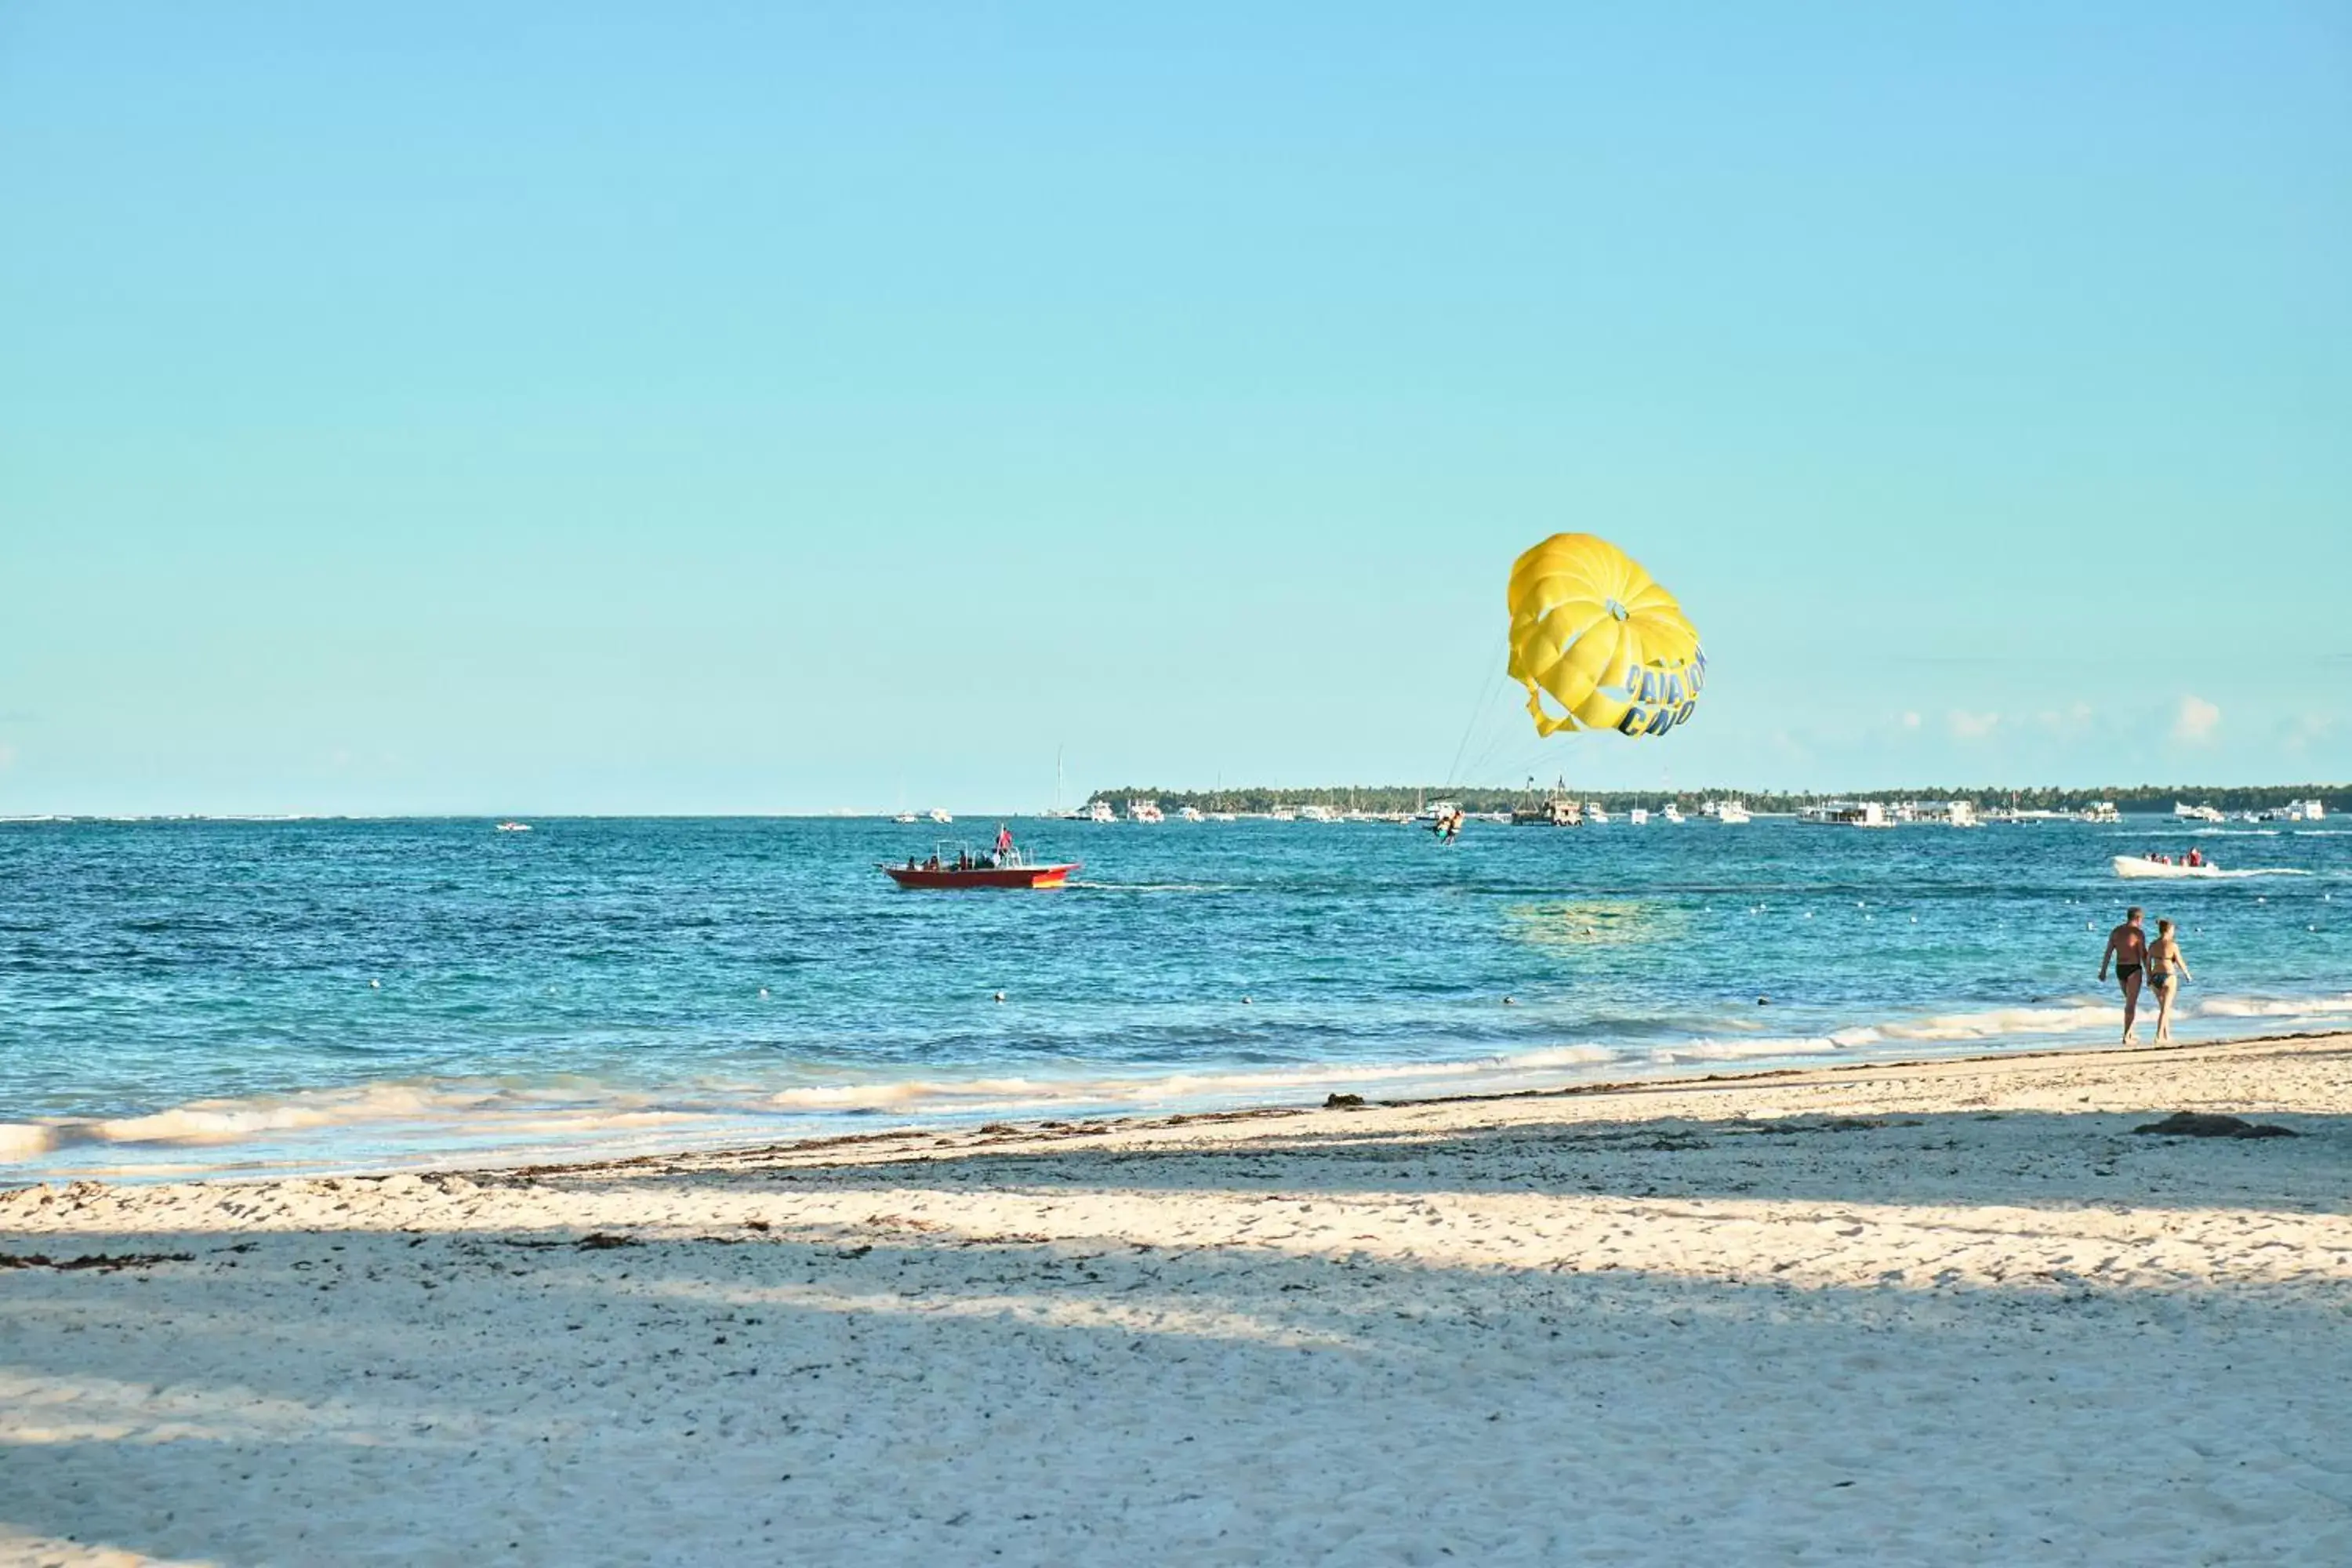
[4,1032,2349,1566]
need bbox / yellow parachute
[1506,533,1704,738]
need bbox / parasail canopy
[1505,532,1705,739]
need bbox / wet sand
[5,1031,2350,1565]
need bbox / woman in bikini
[2147,917,2193,1044]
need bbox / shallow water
[2,815,2345,1180]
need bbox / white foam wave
[13,994,2351,1180]
[0,1123,58,1160]
[2190,993,2352,1020]
[1878,1004,2120,1041]
[1647,1036,1845,1065]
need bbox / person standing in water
[2147,917,2194,1043]
[2099,906,2150,1044]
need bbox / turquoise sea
[3,815,2347,1182]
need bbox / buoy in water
[993,991,1006,1004]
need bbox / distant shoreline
[3,788,2344,824]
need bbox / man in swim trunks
[2099,906,2149,1044]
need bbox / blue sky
[2,3,2346,813]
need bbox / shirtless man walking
[2099,906,2150,1044]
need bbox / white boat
[2112,855,2306,880]
[2080,800,2121,825]
[1585,804,1610,826]
[1298,804,1337,823]
[1207,811,1238,822]
[1127,798,1164,824]
[1087,800,1116,824]
[892,812,919,824]
[2273,799,2328,822]
[928,808,953,825]
[1701,799,1751,825]
[1178,805,1204,822]
[1627,808,1649,826]
[1798,800,1895,829]
[495,821,532,833]
[2173,801,2226,824]
[1661,803,1684,824]
[1268,806,1297,822]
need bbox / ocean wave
[2190,993,2352,1019]
[13,992,2352,1181]
[1646,1035,1846,1065]
[2113,827,2279,838]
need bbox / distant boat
[1798,801,1895,829]
[1297,804,1337,823]
[1178,805,1204,822]
[892,812,920,824]
[929,808,954,825]
[1661,803,1685,825]
[2173,801,2225,823]
[2112,855,2304,881]
[495,822,532,833]
[2080,800,2122,825]
[1628,808,1649,826]
[1585,804,1610,826]
[1127,798,1164,824]
[1511,787,1581,827]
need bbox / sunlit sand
[5,1031,2347,1564]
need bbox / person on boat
[2098,906,2150,1044]
[925,853,941,871]
[996,823,1014,856]
[2185,847,2204,868]
[2147,917,2193,1043]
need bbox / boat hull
[882,862,1080,890]
[2110,856,2300,880]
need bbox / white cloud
[2035,702,2094,735]
[1947,710,2001,741]
[2171,695,2222,744]
[2280,713,2337,754]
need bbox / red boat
[881,843,1080,890]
